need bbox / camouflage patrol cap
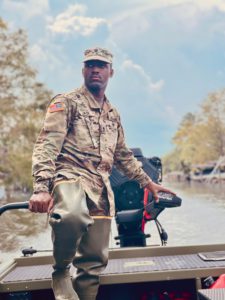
[83,47,113,64]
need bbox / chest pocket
[71,111,99,149]
[101,112,118,152]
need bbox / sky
[1,0,225,158]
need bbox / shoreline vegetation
[1,17,225,194]
[162,89,225,183]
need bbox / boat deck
[1,244,225,298]
[2,252,225,285]
[198,288,225,300]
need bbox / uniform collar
[81,85,113,114]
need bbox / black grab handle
[0,201,29,216]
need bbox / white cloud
[159,1,225,32]
[194,0,225,12]
[2,0,49,19]
[110,0,225,36]
[29,44,48,62]
[121,59,164,92]
[111,0,225,24]
[48,4,107,36]
[29,40,66,72]
[28,40,82,91]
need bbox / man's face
[82,60,114,92]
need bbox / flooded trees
[0,18,52,191]
[163,89,225,172]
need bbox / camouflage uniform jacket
[32,85,152,216]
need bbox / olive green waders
[50,181,111,300]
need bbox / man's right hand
[29,192,54,214]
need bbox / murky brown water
[1,181,225,263]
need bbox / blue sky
[1,0,225,157]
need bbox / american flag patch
[48,102,65,113]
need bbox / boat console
[110,148,182,247]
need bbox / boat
[1,244,225,299]
[191,156,225,183]
[1,149,225,299]
[1,198,225,300]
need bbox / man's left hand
[145,181,175,203]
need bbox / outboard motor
[109,148,182,247]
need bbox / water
[1,182,225,264]
[153,181,225,246]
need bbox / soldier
[29,47,174,300]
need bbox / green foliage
[164,89,225,173]
[0,17,52,191]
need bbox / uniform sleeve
[32,95,72,193]
[113,112,152,188]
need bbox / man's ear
[110,68,114,78]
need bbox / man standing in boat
[29,47,174,300]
